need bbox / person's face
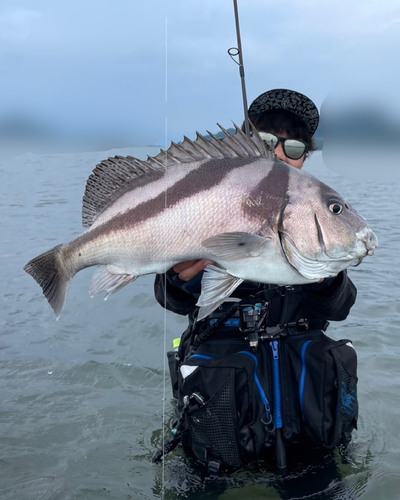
[274,140,306,169]
[258,130,308,169]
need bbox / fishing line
[161,15,169,500]
[157,3,248,492]
[156,6,248,493]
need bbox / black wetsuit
[154,270,357,328]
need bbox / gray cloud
[0,0,399,153]
[322,22,400,182]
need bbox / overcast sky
[1,0,399,150]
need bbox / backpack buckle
[239,301,269,351]
[208,460,221,474]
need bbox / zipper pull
[261,403,275,432]
[248,331,259,352]
[271,340,279,359]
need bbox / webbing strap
[192,302,242,350]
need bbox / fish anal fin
[89,266,137,299]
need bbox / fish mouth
[355,226,378,256]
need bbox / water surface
[1,149,399,499]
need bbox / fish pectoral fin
[202,232,272,261]
[89,266,137,299]
[196,265,243,320]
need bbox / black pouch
[285,331,358,449]
[178,338,275,468]
[167,350,180,400]
[167,325,194,400]
[169,329,358,469]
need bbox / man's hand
[173,259,214,281]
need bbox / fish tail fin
[24,244,71,319]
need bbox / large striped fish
[24,125,378,319]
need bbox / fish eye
[329,202,343,214]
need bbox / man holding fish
[24,88,377,472]
[153,89,371,472]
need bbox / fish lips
[355,226,379,256]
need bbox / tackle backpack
[156,318,358,472]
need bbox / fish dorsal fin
[82,123,272,227]
[147,122,270,166]
[82,155,162,227]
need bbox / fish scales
[66,158,277,275]
[99,156,260,233]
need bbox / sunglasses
[258,132,309,160]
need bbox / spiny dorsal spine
[81,122,271,228]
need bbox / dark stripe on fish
[94,168,166,221]
[73,157,259,246]
[243,159,290,228]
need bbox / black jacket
[154,270,357,328]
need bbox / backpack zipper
[270,340,283,429]
[270,340,287,472]
[299,340,313,420]
[236,351,272,426]
[188,354,212,361]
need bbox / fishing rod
[229,1,288,474]
[228,0,250,137]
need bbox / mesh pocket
[187,379,242,467]
[338,359,358,421]
[329,358,358,448]
[286,333,358,449]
